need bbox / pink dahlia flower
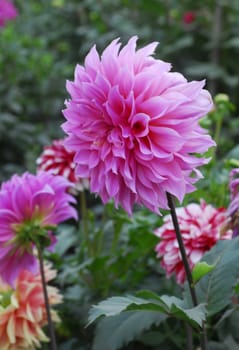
[0,171,77,286]
[0,0,18,27]
[62,36,215,215]
[0,263,62,350]
[36,138,89,191]
[227,168,239,237]
[154,200,232,284]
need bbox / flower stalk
[166,192,208,350]
[80,190,89,245]
[37,247,58,350]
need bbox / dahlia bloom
[62,36,215,215]
[0,263,62,350]
[227,168,239,237]
[154,200,232,284]
[0,171,77,286]
[0,0,18,27]
[36,138,89,191]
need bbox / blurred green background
[1,0,239,181]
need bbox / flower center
[131,113,150,137]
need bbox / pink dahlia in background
[154,200,232,284]
[62,36,215,215]
[0,263,62,350]
[227,168,239,237]
[36,138,89,191]
[0,171,77,286]
[0,0,18,27]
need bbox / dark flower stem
[37,247,58,350]
[166,192,208,350]
[166,193,197,303]
[185,323,193,350]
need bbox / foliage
[192,237,239,316]
[89,291,206,350]
[1,0,239,349]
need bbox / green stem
[210,112,223,162]
[110,217,123,254]
[95,206,108,255]
[214,114,223,146]
[80,190,89,242]
[166,192,208,350]
[110,228,121,254]
[37,247,58,350]
[79,190,94,257]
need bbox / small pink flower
[227,168,239,237]
[0,0,18,27]
[62,36,215,215]
[229,168,239,203]
[36,138,89,191]
[183,11,196,25]
[154,200,232,284]
[0,171,77,286]
[0,263,62,350]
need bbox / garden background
[1,1,239,349]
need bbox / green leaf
[234,282,239,293]
[191,237,239,316]
[138,330,167,346]
[92,311,167,350]
[54,225,78,256]
[159,295,206,327]
[192,262,216,283]
[64,285,83,301]
[136,291,206,327]
[169,302,206,327]
[135,289,167,301]
[208,341,228,350]
[88,296,142,325]
[88,292,206,328]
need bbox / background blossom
[0,263,62,350]
[62,36,215,215]
[0,0,18,27]
[154,200,232,284]
[227,168,239,237]
[183,11,196,25]
[0,171,77,286]
[36,138,89,191]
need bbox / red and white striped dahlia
[36,138,89,191]
[154,200,232,284]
